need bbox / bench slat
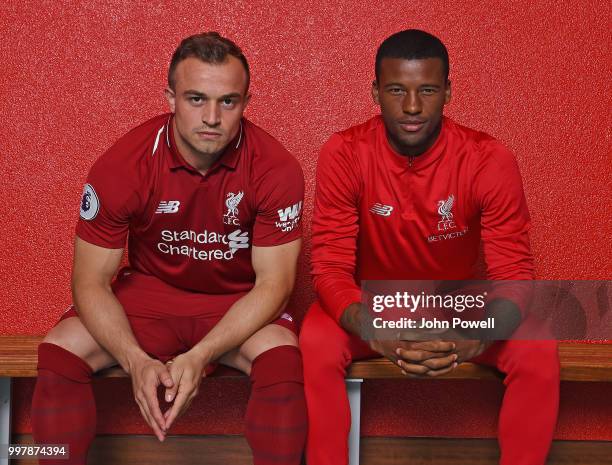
[0,336,41,377]
[345,344,612,382]
[0,336,610,381]
[346,360,503,380]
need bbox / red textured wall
[2,0,610,440]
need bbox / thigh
[470,339,560,374]
[300,301,377,365]
[51,304,188,370]
[217,313,299,375]
[44,271,236,372]
[111,270,232,363]
[44,308,116,373]
[128,315,193,364]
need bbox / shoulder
[84,114,171,212]
[318,116,379,171]
[325,116,379,152]
[446,118,518,169]
[244,119,303,176]
[91,113,171,176]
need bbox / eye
[420,88,437,95]
[221,97,236,108]
[189,96,204,105]
[388,88,405,96]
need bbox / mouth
[398,120,426,133]
[196,131,222,140]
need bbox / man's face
[165,56,250,164]
[372,57,451,156]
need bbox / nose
[402,90,422,115]
[202,102,221,127]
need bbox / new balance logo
[156,200,181,214]
[369,203,393,217]
[278,201,303,221]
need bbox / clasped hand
[129,349,207,441]
[369,338,489,377]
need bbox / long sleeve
[474,140,534,318]
[475,140,534,280]
[311,134,362,323]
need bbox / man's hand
[340,304,459,377]
[451,339,492,363]
[128,356,174,442]
[369,339,458,377]
[163,349,209,430]
[393,340,458,377]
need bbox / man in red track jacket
[300,29,559,465]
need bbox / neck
[390,120,442,157]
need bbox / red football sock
[31,343,96,465]
[245,345,307,465]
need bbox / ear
[243,92,252,110]
[444,80,452,105]
[371,80,380,105]
[164,87,176,113]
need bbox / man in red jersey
[32,32,306,465]
[300,29,559,465]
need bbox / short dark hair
[375,29,449,82]
[168,32,250,92]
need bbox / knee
[298,319,324,358]
[43,325,80,355]
[503,340,560,385]
[43,317,96,362]
[250,345,304,387]
[40,324,86,372]
[299,313,347,374]
[42,317,115,372]
[242,323,298,365]
[37,342,93,383]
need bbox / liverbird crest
[437,194,454,221]
[225,191,244,217]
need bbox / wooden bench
[1,336,611,465]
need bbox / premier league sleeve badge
[79,183,100,221]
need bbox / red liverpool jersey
[77,114,304,294]
[311,116,533,322]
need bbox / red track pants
[299,302,560,465]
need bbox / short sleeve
[75,153,141,249]
[252,155,305,247]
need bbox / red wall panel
[1,0,610,440]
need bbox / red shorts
[59,268,297,368]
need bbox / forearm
[72,283,149,373]
[339,301,382,341]
[313,272,362,323]
[191,281,292,362]
[339,302,364,336]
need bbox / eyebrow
[183,90,243,99]
[383,83,442,89]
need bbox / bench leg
[346,379,363,465]
[0,377,11,465]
